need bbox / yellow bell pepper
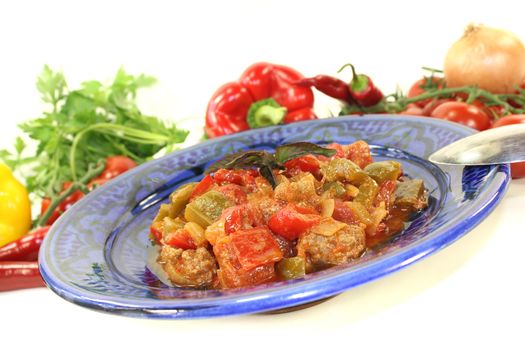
[0,163,32,247]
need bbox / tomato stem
[35,162,105,228]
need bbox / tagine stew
[150,141,428,289]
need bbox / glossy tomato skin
[491,114,525,128]
[421,98,454,116]
[400,103,424,116]
[98,156,137,180]
[491,115,525,178]
[430,101,492,131]
[407,77,444,108]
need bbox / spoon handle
[428,124,525,166]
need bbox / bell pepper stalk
[247,98,287,129]
[205,62,317,138]
[0,164,32,248]
[338,63,384,107]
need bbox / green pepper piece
[321,158,367,183]
[364,161,402,185]
[276,257,306,280]
[184,190,233,228]
[169,182,197,217]
[354,176,379,208]
[395,179,427,211]
[322,181,347,198]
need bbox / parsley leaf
[2,66,189,197]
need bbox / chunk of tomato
[214,169,258,189]
[346,140,374,169]
[230,227,283,270]
[216,183,247,204]
[268,204,320,240]
[222,204,264,234]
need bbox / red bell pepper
[205,62,317,138]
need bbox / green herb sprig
[205,142,336,187]
[0,65,189,199]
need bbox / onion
[444,24,525,93]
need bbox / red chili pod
[339,63,384,107]
[0,261,45,292]
[295,75,355,104]
[0,226,51,261]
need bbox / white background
[1,1,524,349]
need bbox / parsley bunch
[1,66,188,198]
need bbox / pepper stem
[247,98,287,129]
[337,63,369,92]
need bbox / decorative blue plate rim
[39,115,510,319]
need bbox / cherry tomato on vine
[491,114,525,179]
[430,101,491,131]
[491,114,525,128]
[421,98,454,116]
[400,103,424,116]
[407,77,444,108]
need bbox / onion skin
[444,24,525,94]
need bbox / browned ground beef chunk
[297,224,365,272]
[158,246,217,288]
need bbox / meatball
[297,223,366,272]
[158,245,217,288]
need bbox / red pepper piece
[150,221,164,244]
[165,229,196,250]
[216,184,248,205]
[206,62,317,138]
[283,155,321,178]
[0,226,51,261]
[345,140,374,169]
[190,174,214,200]
[268,204,321,240]
[0,261,45,292]
[339,63,384,107]
[230,227,283,270]
[213,169,257,189]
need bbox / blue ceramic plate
[39,115,510,319]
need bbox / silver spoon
[428,124,525,166]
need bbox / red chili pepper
[295,75,356,104]
[339,63,383,107]
[205,62,316,138]
[40,156,137,225]
[0,261,45,292]
[0,226,51,262]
